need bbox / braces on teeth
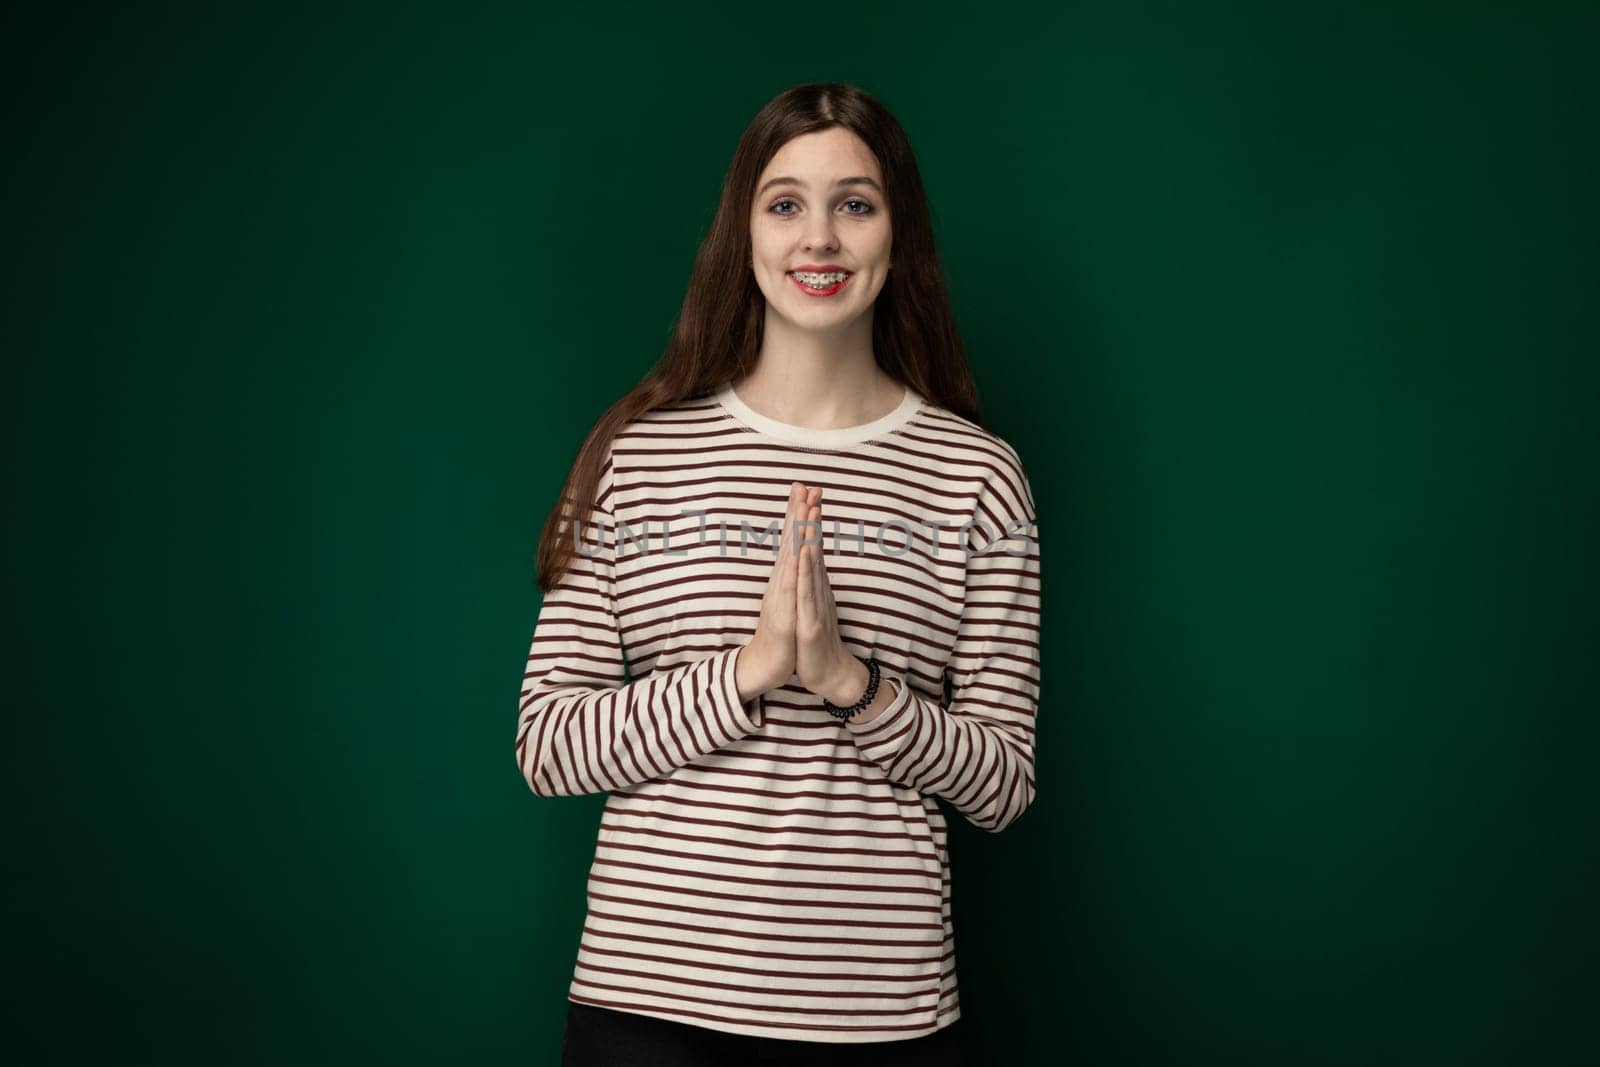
[791,271,850,289]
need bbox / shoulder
[608,392,726,454]
[592,391,729,507]
[915,398,1026,465]
[914,400,1034,511]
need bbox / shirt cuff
[718,645,764,733]
[841,670,915,743]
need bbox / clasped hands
[735,481,872,709]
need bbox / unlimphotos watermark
[567,508,1034,560]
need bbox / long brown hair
[535,81,986,592]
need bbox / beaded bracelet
[822,656,881,721]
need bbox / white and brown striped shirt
[515,381,1041,1043]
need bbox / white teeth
[790,270,850,289]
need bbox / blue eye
[769,198,875,216]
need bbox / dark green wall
[8,2,1595,1063]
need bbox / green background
[8,1,1596,1063]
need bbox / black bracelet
[822,656,881,721]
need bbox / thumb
[794,538,812,617]
[777,531,797,607]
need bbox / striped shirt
[515,381,1041,1043]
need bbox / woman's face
[748,127,892,331]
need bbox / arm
[514,460,763,797]
[843,468,1042,833]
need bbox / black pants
[560,999,966,1067]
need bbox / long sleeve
[514,455,763,798]
[843,458,1042,833]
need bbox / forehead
[757,127,882,185]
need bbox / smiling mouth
[787,270,853,295]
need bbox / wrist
[736,641,789,699]
[818,654,870,708]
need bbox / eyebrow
[757,175,884,197]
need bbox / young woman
[517,82,1041,1066]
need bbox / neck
[740,309,900,429]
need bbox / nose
[802,214,839,253]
